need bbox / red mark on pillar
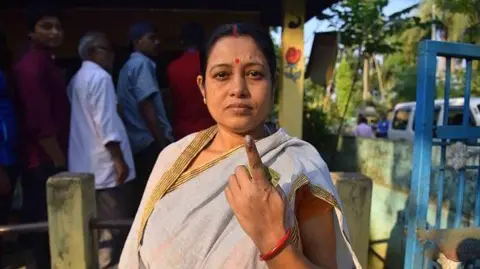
[234,58,240,64]
[233,24,238,38]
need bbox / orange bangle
[259,228,291,261]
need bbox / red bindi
[234,58,240,64]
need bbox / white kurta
[68,61,135,189]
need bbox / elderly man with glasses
[67,32,136,269]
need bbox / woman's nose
[230,74,248,97]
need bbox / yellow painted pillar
[47,173,98,269]
[279,0,305,138]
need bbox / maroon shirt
[13,47,70,169]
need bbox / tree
[335,57,355,115]
[401,0,480,63]
[383,0,480,105]
[319,0,420,101]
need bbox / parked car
[388,98,480,142]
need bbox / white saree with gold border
[119,126,361,269]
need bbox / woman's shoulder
[270,131,339,206]
[145,131,202,189]
[158,132,199,159]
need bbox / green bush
[303,105,333,152]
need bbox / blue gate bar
[433,140,480,146]
[436,126,480,139]
[428,41,480,58]
[443,57,451,121]
[455,170,466,227]
[436,148,446,228]
[463,59,472,126]
[476,168,480,226]
[434,165,480,172]
[404,41,437,269]
[435,57,452,229]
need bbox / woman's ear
[197,75,206,103]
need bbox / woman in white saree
[120,23,360,269]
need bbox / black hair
[200,23,277,84]
[358,114,368,124]
[181,22,204,48]
[27,2,61,32]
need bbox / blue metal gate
[404,40,480,268]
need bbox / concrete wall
[321,135,479,269]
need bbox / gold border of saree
[137,126,219,246]
[288,173,340,210]
[136,126,341,252]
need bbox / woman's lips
[226,103,253,114]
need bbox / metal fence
[0,219,132,235]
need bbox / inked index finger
[244,135,267,183]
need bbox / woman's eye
[214,72,229,80]
[247,71,263,79]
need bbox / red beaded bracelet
[259,228,292,261]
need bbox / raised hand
[224,135,287,253]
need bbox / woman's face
[198,35,272,134]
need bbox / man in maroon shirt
[13,6,69,268]
[167,22,215,140]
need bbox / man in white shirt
[67,32,136,269]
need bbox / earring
[203,98,206,104]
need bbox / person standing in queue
[354,114,374,138]
[68,32,136,269]
[13,5,69,269]
[167,22,215,140]
[117,22,173,208]
[376,112,389,138]
[0,33,20,268]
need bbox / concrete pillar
[47,173,98,269]
[279,0,306,138]
[331,172,373,269]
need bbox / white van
[388,98,480,142]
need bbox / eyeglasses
[94,46,113,53]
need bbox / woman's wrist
[259,228,292,261]
[255,225,289,255]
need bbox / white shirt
[354,123,375,138]
[68,61,135,189]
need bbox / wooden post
[279,0,305,138]
[47,173,98,269]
